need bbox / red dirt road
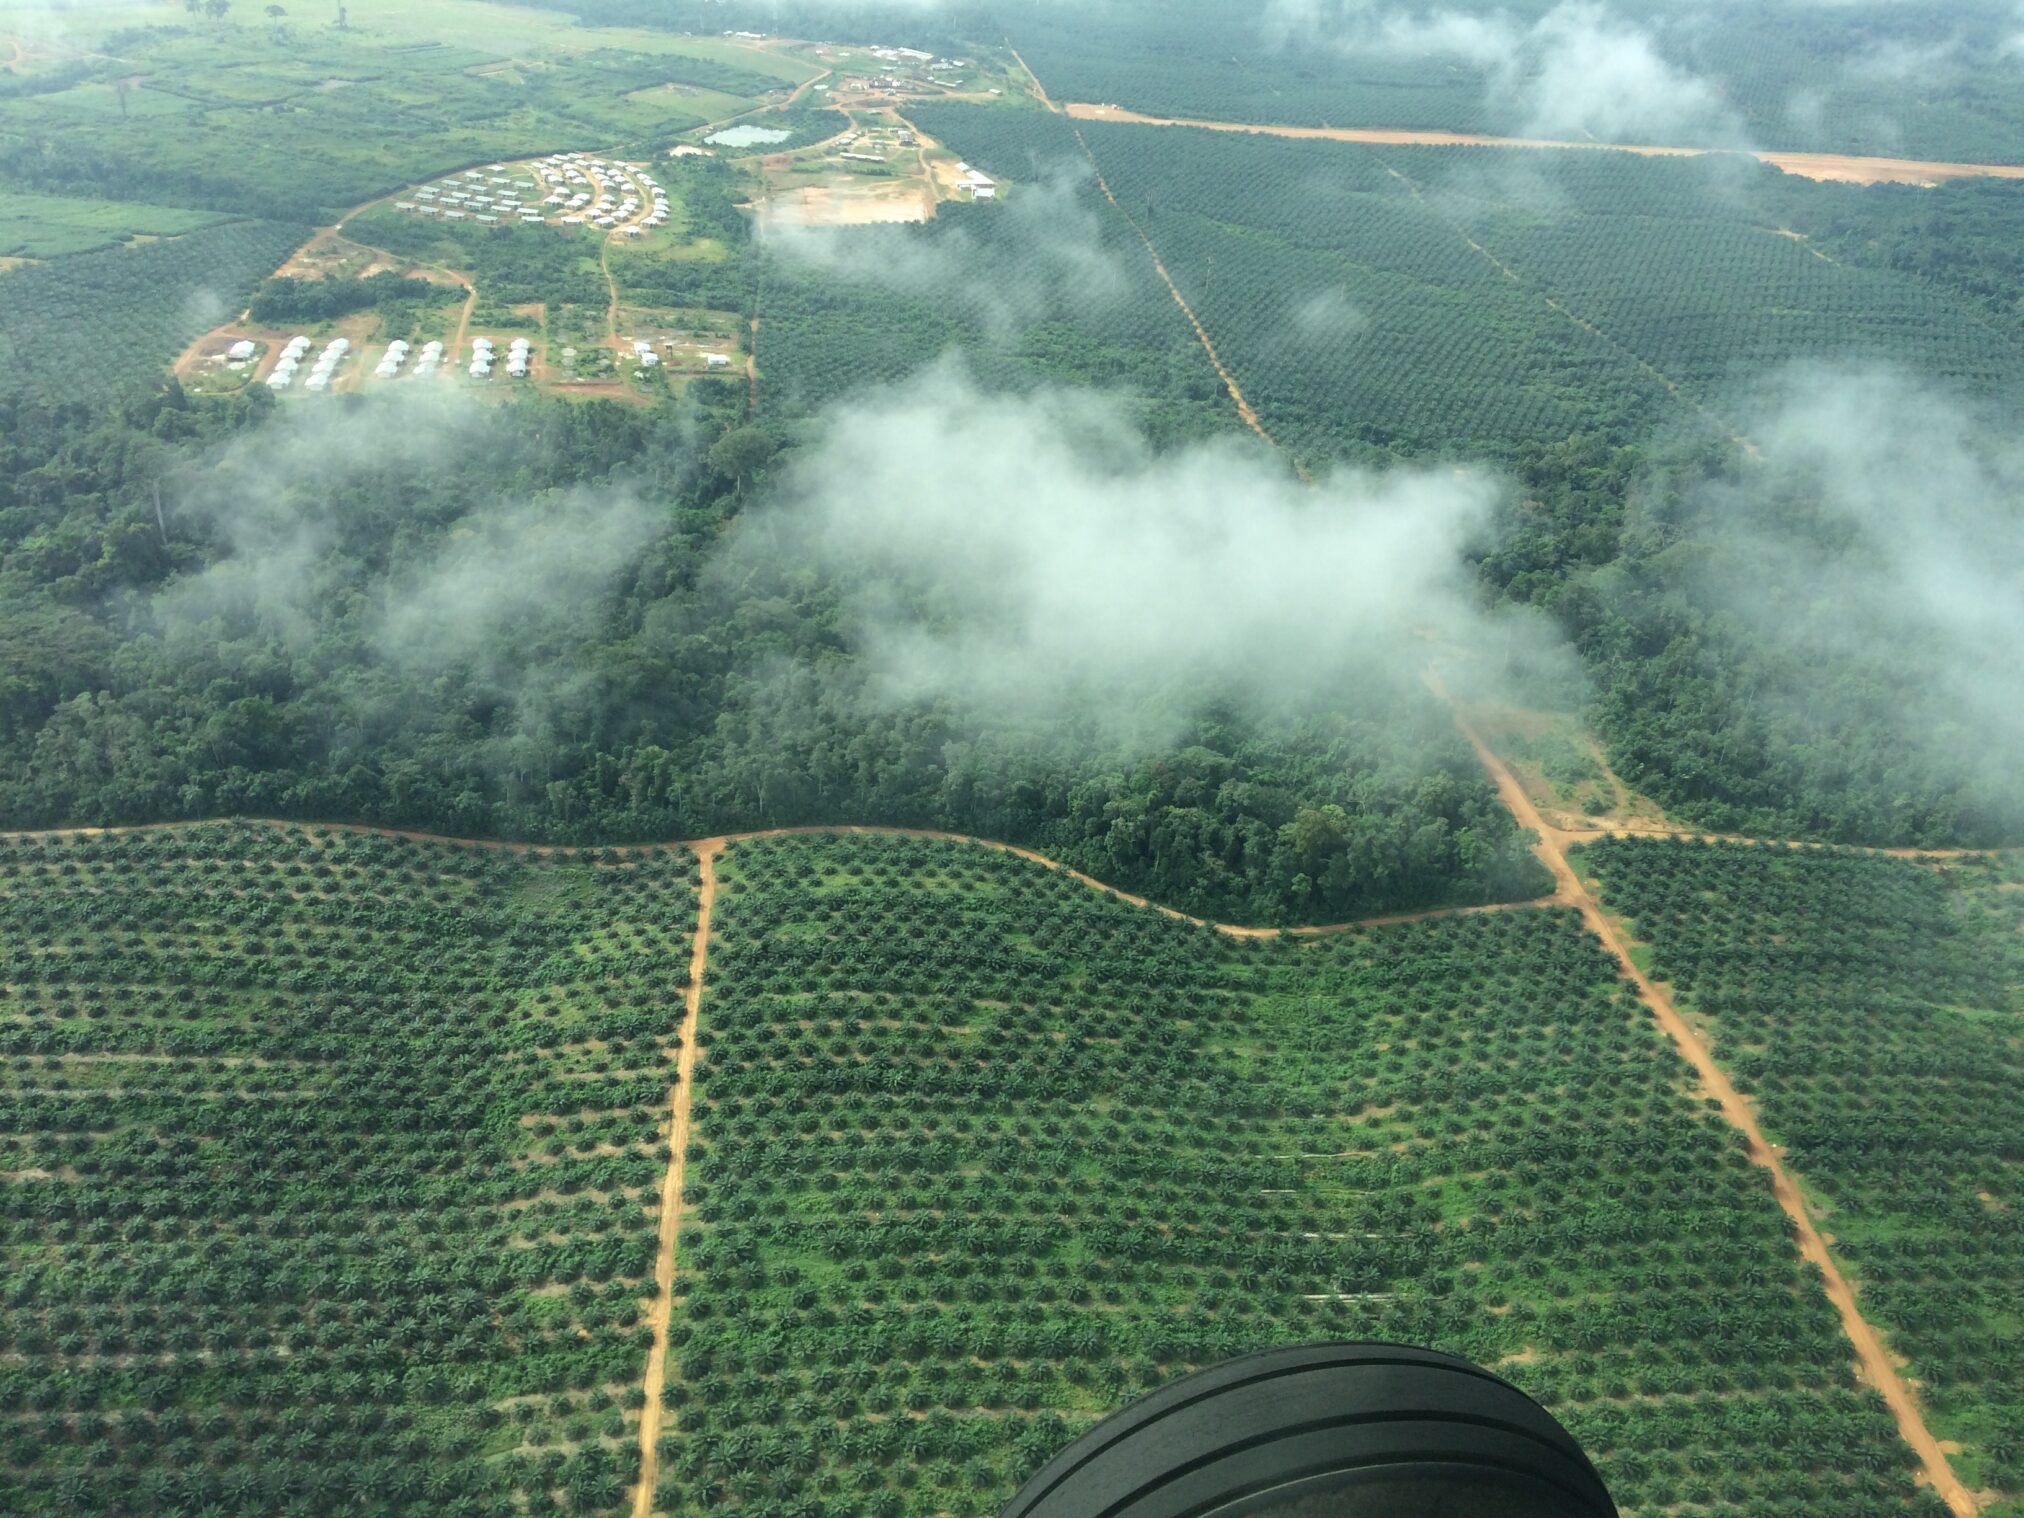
[1430,676,1975,1518]
[1063,103,2024,186]
[629,838,720,1518]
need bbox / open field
[1472,705,1677,835]
[652,829,1933,1517]
[749,110,947,227]
[1005,1,2024,165]
[0,189,227,258]
[1581,839,2024,1511]
[160,149,751,401]
[0,823,701,1518]
[0,0,801,222]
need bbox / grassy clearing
[0,190,225,257]
[0,0,796,221]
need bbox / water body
[706,124,792,148]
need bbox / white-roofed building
[227,339,257,361]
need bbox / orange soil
[1428,674,1975,1518]
[757,179,932,226]
[628,839,720,1518]
[1062,103,2024,187]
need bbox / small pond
[705,124,792,148]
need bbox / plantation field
[940,112,2024,463]
[0,218,310,406]
[0,824,701,1518]
[0,0,801,222]
[1001,0,2024,165]
[750,111,1238,445]
[660,831,1936,1518]
[1581,839,2024,1511]
[0,190,226,257]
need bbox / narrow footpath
[1428,676,1975,1518]
[1068,123,1276,447]
[629,838,721,1518]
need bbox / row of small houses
[258,332,538,392]
[630,338,732,372]
[470,336,533,379]
[264,334,343,391]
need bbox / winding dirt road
[1428,676,1975,1518]
[629,839,720,1518]
[1063,103,2024,187]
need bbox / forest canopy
[0,384,1547,926]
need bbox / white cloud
[1513,3,1743,144]
[759,161,1126,339]
[727,361,1552,723]
[1259,0,1748,147]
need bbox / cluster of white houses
[265,334,351,392]
[396,154,668,239]
[395,163,543,226]
[952,162,997,200]
[468,336,533,379]
[260,332,541,392]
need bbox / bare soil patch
[757,178,932,226]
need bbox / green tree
[707,425,776,497]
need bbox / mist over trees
[0,383,1547,925]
